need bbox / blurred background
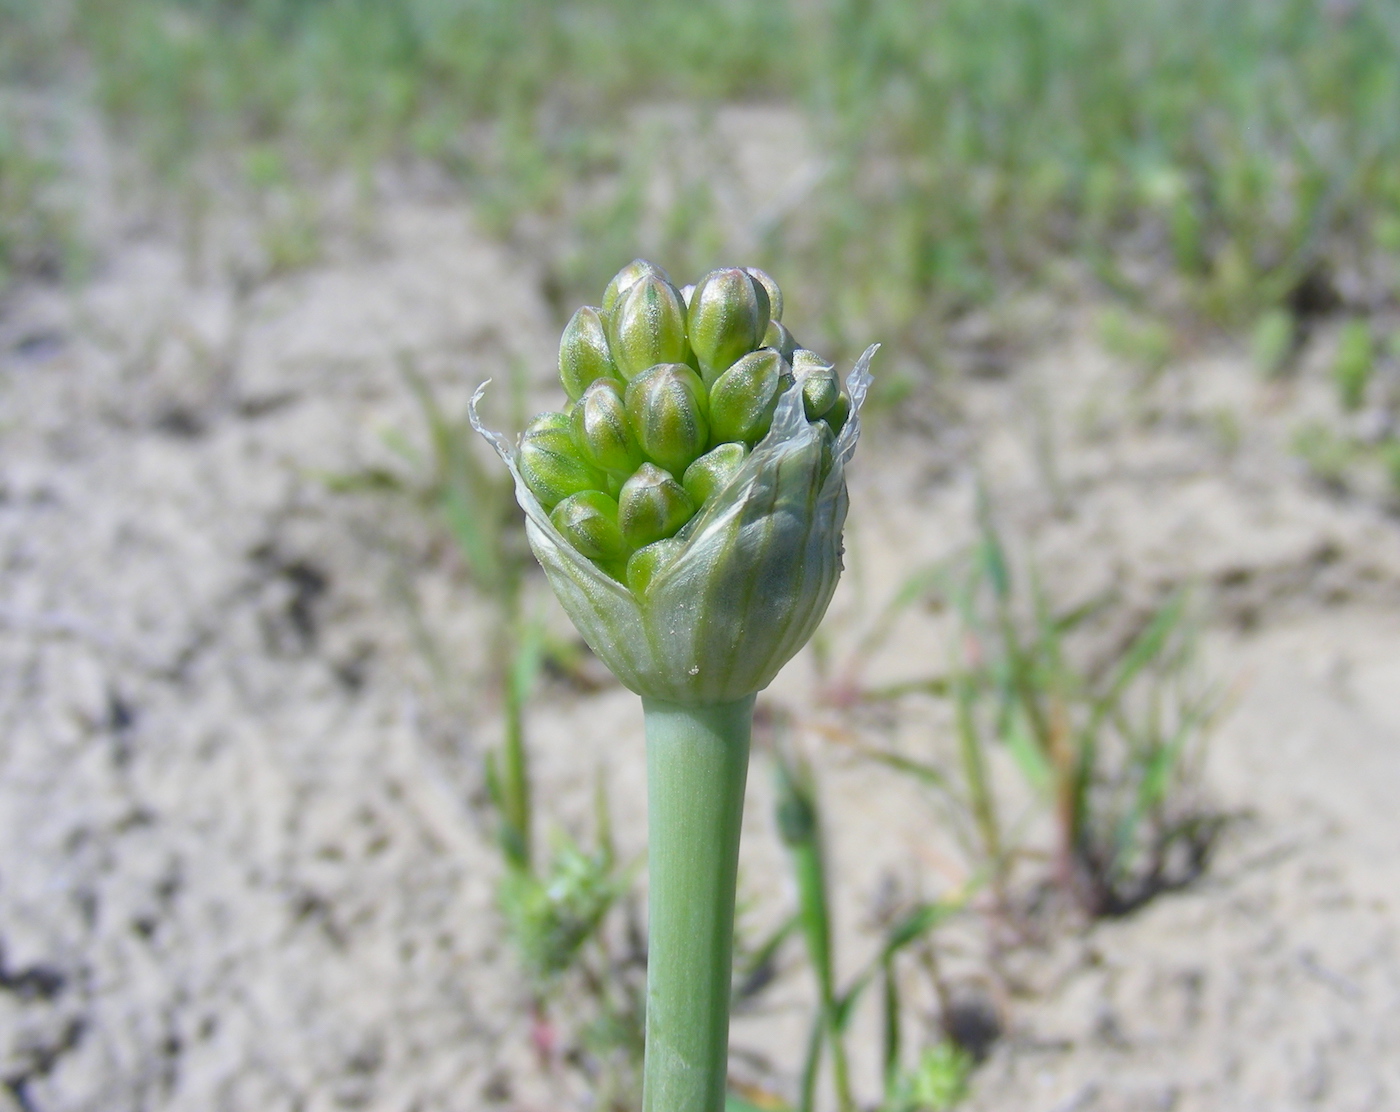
[6,0,1399,363]
[3,2,1400,1111]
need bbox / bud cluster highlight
[519,259,850,593]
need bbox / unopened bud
[745,267,783,322]
[791,348,839,419]
[625,537,684,596]
[517,412,606,510]
[608,273,690,380]
[601,258,671,315]
[527,410,571,434]
[682,442,748,507]
[625,363,710,475]
[572,377,643,476]
[618,463,696,549]
[550,490,631,564]
[688,267,771,384]
[708,349,791,446]
[559,306,621,401]
[823,390,851,436]
[762,318,798,362]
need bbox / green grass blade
[955,674,1002,874]
[774,756,835,998]
[883,900,958,955]
[1106,591,1187,701]
[1003,708,1053,795]
[379,426,423,469]
[440,477,503,593]
[881,954,901,1102]
[594,766,615,869]
[739,911,799,976]
[727,1094,792,1112]
[858,748,951,789]
[974,482,1011,603]
[798,1010,823,1112]
[835,899,960,1032]
[858,675,952,701]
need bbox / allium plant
[475,259,875,1112]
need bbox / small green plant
[844,493,1221,921]
[1205,406,1244,457]
[0,109,71,293]
[256,187,324,275]
[769,731,971,1112]
[500,833,619,987]
[477,259,876,1112]
[830,560,1012,908]
[1332,320,1374,412]
[888,1044,974,1112]
[1098,307,1174,381]
[499,782,647,1108]
[951,499,1222,916]
[1291,420,1355,492]
[1251,307,1296,379]
[1384,440,1400,499]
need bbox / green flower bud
[791,348,840,419]
[572,377,643,476]
[529,411,572,433]
[602,258,672,315]
[607,273,690,380]
[708,349,790,446]
[745,267,783,322]
[682,442,748,507]
[550,490,631,563]
[823,391,851,436]
[625,363,710,475]
[762,318,798,362]
[473,258,878,705]
[559,306,621,401]
[618,463,696,549]
[517,411,606,510]
[626,537,684,596]
[688,267,771,384]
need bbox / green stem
[827,1005,855,1112]
[499,593,533,870]
[501,689,531,868]
[641,696,755,1112]
[881,954,900,1102]
[954,675,1001,894]
[789,805,854,1112]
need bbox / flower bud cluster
[474,257,875,703]
[517,260,851,593]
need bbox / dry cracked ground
[2,176,1400,1112]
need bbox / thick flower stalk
[474,259,874,1112]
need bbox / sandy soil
[2,164,1399,1112]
